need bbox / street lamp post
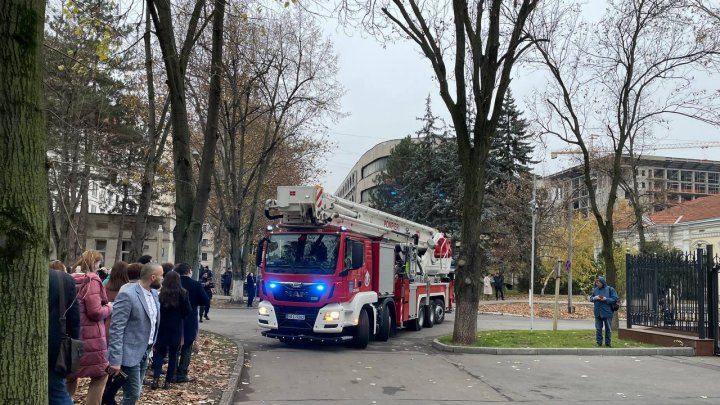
[529,174,538,331]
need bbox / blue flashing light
[315,284,325,292]
[268,282,278,289]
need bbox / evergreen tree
[488,89,536,190]
[372,92,534,240]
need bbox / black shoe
[175,375,192,384]
[150,378,160,390]
[163,381,172,389]
[597,343,602,347]
[204,315,210,320]
[606,344,612,348]
[199,318,203,323]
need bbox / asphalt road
[201,306,720,404]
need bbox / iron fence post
[698,248,706,340]
[626,252,632,329]
[706,245,716,343]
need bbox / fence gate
[626,246,720,355]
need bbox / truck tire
[376,304,392,342]
[423,303,435,328]
[352,308,370,349]
[432,299,445,324]
[407,305,424,331]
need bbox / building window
[360,186,377,203]
[681,171,692,182]
[695,184,707,193]
[667,170,679,181]
[709,173,719,184]
[202,238,209,246]
[695,172,706,183]
[667,182,679,191]
[641,182,645,189]
[95,239,107,259]
[709,184,719,194]
[90,204,96,214]
[202,223,210,233]
[121,241,132,262]
[641,170,645,177]
[201,252,208,261]
[653,169,665,178]
[90,182,98,197]
[361,157,388,179]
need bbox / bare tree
[191,9,340,301]
[531,0,720,297]
[340,0,539,344]
[148,0,225,269]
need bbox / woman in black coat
[152,271,192,389]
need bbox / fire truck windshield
[264,233,340,274]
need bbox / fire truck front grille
[275,283,324,303]
[274,306,320,331]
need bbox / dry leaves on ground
[479,302,626,320]
[73,331,238,405]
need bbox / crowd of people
[48,252,215,405]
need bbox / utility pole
[567,199,574,313]
[529,175,538,331]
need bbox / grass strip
[438,329,658,348]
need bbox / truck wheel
[423,303,435,328]
[432,299,445,324]
[376,304,392,342]
[352,308,370,349]
[407,305,424,331]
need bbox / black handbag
[54,271,84,377]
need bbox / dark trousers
[595,317,612,345]
[177,339,195,378]
[495,286,504,300]
[223,284,230,296]
[153,343,180,381]
[49,370,73,405]
[247,290,255,307]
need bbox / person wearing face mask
[106,263,163,405]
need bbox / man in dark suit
[175,263,210,383]
[49,267,80,405]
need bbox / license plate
[286,313,305,320]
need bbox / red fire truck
[257,186,454,348]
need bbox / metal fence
[626,246,719,345]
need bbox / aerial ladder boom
[265,185,453,274]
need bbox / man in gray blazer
[107,263,163,405]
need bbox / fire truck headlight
[323,311,341,321]
[258,307,270,316]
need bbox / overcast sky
[317,5,720,194]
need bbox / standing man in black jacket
[48,267,80,405]
[174,263,210,383]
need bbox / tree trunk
[114,183,129,263]
[0,0,49,401]
[150,0,224,266]
[130,3,164,262]
[452,159,486,345]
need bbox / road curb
[432,339,695,356]
[219,338,245,405]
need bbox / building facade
[335,139,401,204]
[544,155,720,214]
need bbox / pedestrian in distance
[222,267,232,296]
[174,263,210,383]
[199,272,214,322]
[66,250,113,405]
[48,267,80,405]
[493,272,505,300]
[151,271,192,389]
[106,263,163,405]
[483,273,493,300]
[138,255,153,264]
[590,276,619,347]
[246,272,257,307]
